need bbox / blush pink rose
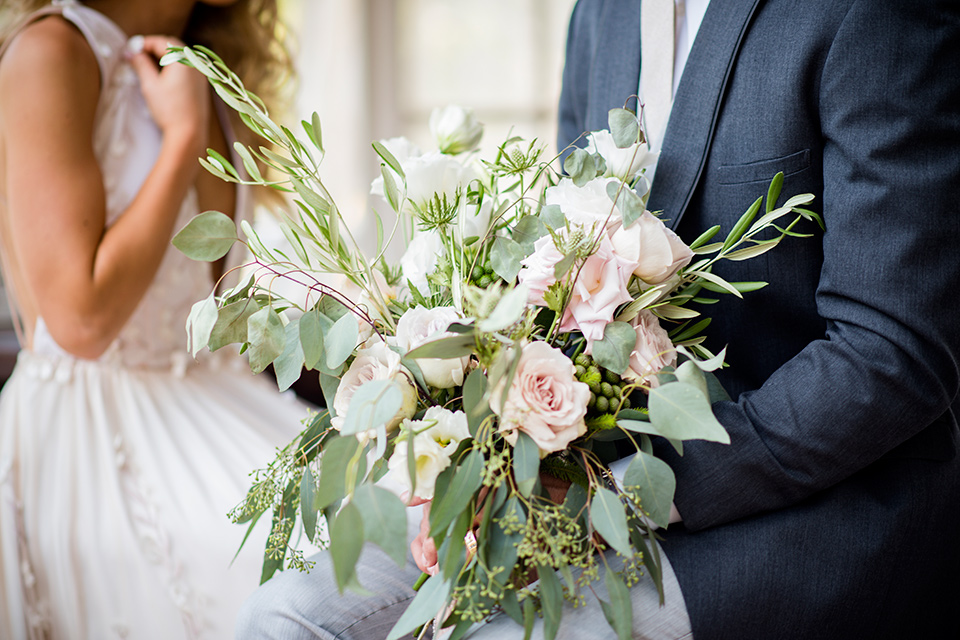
[622,309,676,388]
[491,341,590,454]
[517,234,566,305]
[559,235,637,351]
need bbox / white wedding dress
[0,2,309,638]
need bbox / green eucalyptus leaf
[539,203,565,231]
[274,319,306,392]
[300,465,318,543]
[314,435,365,510]
[247,307,285,374]
[208,299,257,352]
[537,565,564,640]
[463,368,493,437]
[591,321,635,375]
[563,147,597,187]
[601,570,633,640]
[325,313,359,369]
[487,497,525,584]
[299,308,327,369]
[330,502,364,592]
[385,573,451,640]
[490,236,526,283]
[340,380,402,436]
[512,215,547,251]
[172,211,238,261]
[513,432,539,497]
[405,333,476,360]
[605,180,645,228]
[608,108,640,148]
[590,486,632,557]
[622,449,676,528]
[351,484,408,566]
[185,292,218,357]
[648,381,730,443]
[429,449,484,537]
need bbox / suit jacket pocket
[717,149,811,185]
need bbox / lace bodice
[25,1,248,372]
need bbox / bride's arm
[0,19,208,360]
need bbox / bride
[0,0,309,637]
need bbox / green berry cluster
[573,353,631,414]
[470,263,498,288]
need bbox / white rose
[430,105,484,155]
[611,210,694,285]
[396,306,469,389]
[586,129,658,182]
[544,176,623,235]
[331,340,418,438]
[388,406,470,500]
[399,232,443,297]
[622,309,676,388]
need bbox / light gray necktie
[640,0,676,151]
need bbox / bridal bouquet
[164,46,818,640]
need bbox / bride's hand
[127,35,209,154]
[407,497,439,575]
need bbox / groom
[238,0,960,638]
[556,0,960,637]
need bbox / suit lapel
[648,0,763,229]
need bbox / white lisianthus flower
[586,129,658,182]
[403,150,473,217]
[611,211,694,285]
[491,342,590,455]
[388,406,470,500]
[396,306,469,389]
[430,105,484,155]
[331,340,418,439]
[544,176,623,236]
[399,232,443,297]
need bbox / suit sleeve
[659,0,960,530]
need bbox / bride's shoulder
[0,15,99,118]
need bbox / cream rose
[331,340,418,437]
[388,406,470,500]
[491,342,590,454]
[585,129,658,182]
[622,309,676,388]
[396,306,469,389]
[430,105,484,155]
[611,211,694,285]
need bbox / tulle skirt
[0,348,309,639]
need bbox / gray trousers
[236,535,693,640]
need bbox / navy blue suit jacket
[558,1,960,637]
